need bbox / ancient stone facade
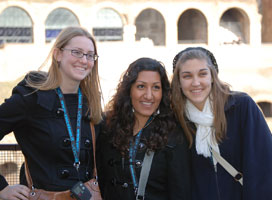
[0,0,264,46]
[0,0,272,116]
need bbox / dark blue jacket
[192,92,272,200]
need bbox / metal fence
[0,144,24,185]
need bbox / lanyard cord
[129,116,154,193]
[56,87,83,172]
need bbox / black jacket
[0,78,98,191]
[97,120,191,200]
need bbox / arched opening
[219,8,250,44]
[135,8,165,46]
[45,8,79,43]
[177,9,208,44]
[93,8,123,41]
[0,6,33,44]
[258,101,272,117]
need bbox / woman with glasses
[171,47,272,200]
[97,57,191,200]
[0,26,102,199]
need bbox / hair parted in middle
[105,57,176,156]
[171,47,231,147]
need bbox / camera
[71,181,92,200]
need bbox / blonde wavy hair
[26,26,102,124]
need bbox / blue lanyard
[56,87,83,171]
[129,117,153,192]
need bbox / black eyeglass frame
[61,48,99,61]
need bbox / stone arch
[0,6,33,44]
[219,8,250,44]
[45,7,80,43]
[257,101,272,117]
[135,8,165,46]
[93,7,123,41]
[177,9,208,44]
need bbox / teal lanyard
[129,116,153,193]
[56,87,83,171]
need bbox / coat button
[60,169,70,179]
[138,142,146,151]
[86,171,91,179]
[122,182,128,188]
[85,139,91,147]
[56,108,64,117]
[63,138,71,147]
[135,161,142,168]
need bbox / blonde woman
[0,26,102,199]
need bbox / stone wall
[261,0,272,42]
[0,0,271,111]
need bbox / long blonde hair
[171,47,231,147]
[26,26,102,124]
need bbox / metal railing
[0,144,24,185]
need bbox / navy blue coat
[0,78,97,191]
[192,92,272,200]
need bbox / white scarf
[185,98,220,165]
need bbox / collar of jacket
[15,74,58,111]
[16,78,57,111]
[36,89,89,119]
[224,91,246,112]
[36,89,57,111]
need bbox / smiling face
[55,36,95,92]
[130,70,162,124]
[179,58,213,111]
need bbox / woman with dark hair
[0,26,102,199]
[171,47,272,200]
[97,57,191,200]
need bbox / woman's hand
[0,185,30,200]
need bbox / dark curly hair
[105,57,175,156]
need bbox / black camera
[71,181,92,200]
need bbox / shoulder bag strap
[24,157,34,189]
[136,151,154,200]
[211,148,243,185]
[90,122,98,177]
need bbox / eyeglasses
[61,48,99,61]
